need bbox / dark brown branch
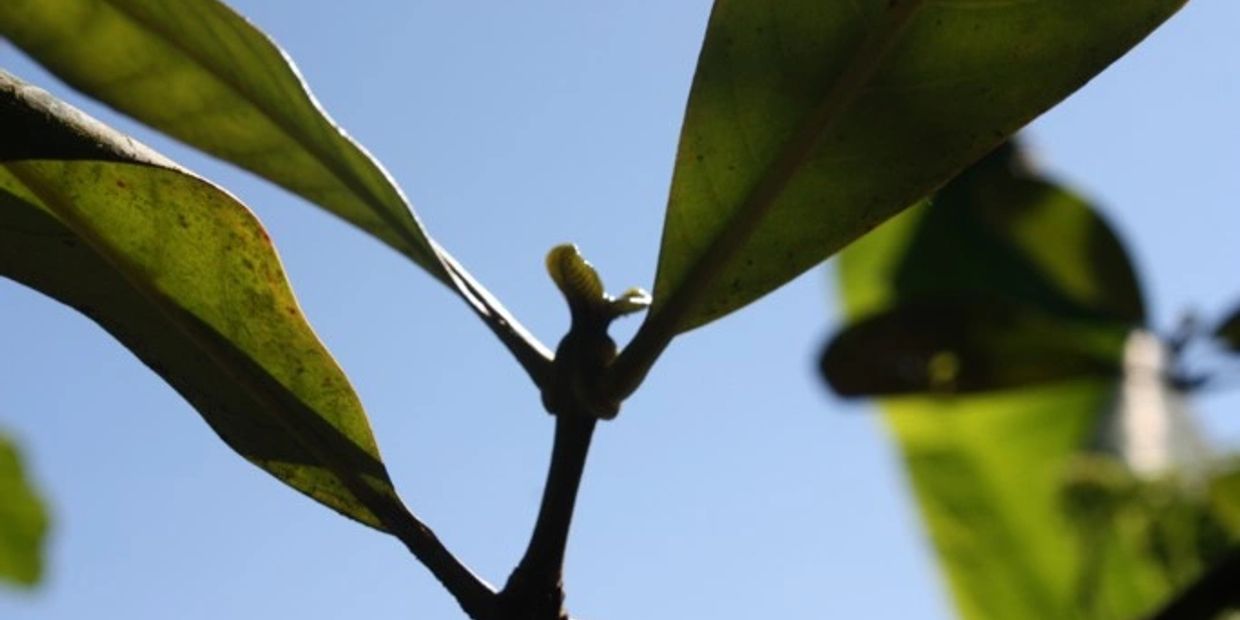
[498,415,598,619]
[358,489,498,619]
[1143,545,1240,620]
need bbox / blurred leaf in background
[1215,307,1240,353]
[823,142,1240,619]
[0,432,48,588]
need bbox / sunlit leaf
[651,0,1180,332]
[0,0,446,280]
[0,432,49,587]
[0,70,402,530]
[886,385,1168,619]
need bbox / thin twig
[437,244,555,389]
[345,479,499,619]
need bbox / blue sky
[2,1,1238,618]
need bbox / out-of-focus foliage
[826,143,1240,619]
[827,143,1142,397]
[0,432,48,587]
[821,298,1124,397]
[1216,307,1240,353]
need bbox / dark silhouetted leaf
[649,0,1181,333]
[821,297,1126,397]
[0,432,48,587]
[0,70,402,530]
[1215,306,1240,352]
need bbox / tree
[2,1,1230,620]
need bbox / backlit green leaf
[652,0,1182,332]
[0,70,402,530]
[0,432,49,587]
[0,0,446,280]
[884,388,1175,620]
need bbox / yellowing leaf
[0,0,445,278]
[1,70,401,530]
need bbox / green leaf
[842,143,1145,325]
[886,388,1173,620]
[651,0,1181,332]
[1209,462,1240,533]
[0,0,445,280]
[0,0,556,389]
[0,432,49,587]
[823,142,1144,396]
[827,144,1217,619]
[820,297,1127,397]
[0,70,402,530]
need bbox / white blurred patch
[1096,330,1211,483]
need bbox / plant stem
[273,418,497,617]
[1144,545,1240,620]
[438,246,555,389]
[499,414,598,619]
[373,498,499,618]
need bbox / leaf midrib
[3,160,394,525]
[610,1,928,395]
[7,160,499,605]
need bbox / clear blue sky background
[2,2,1238,618]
